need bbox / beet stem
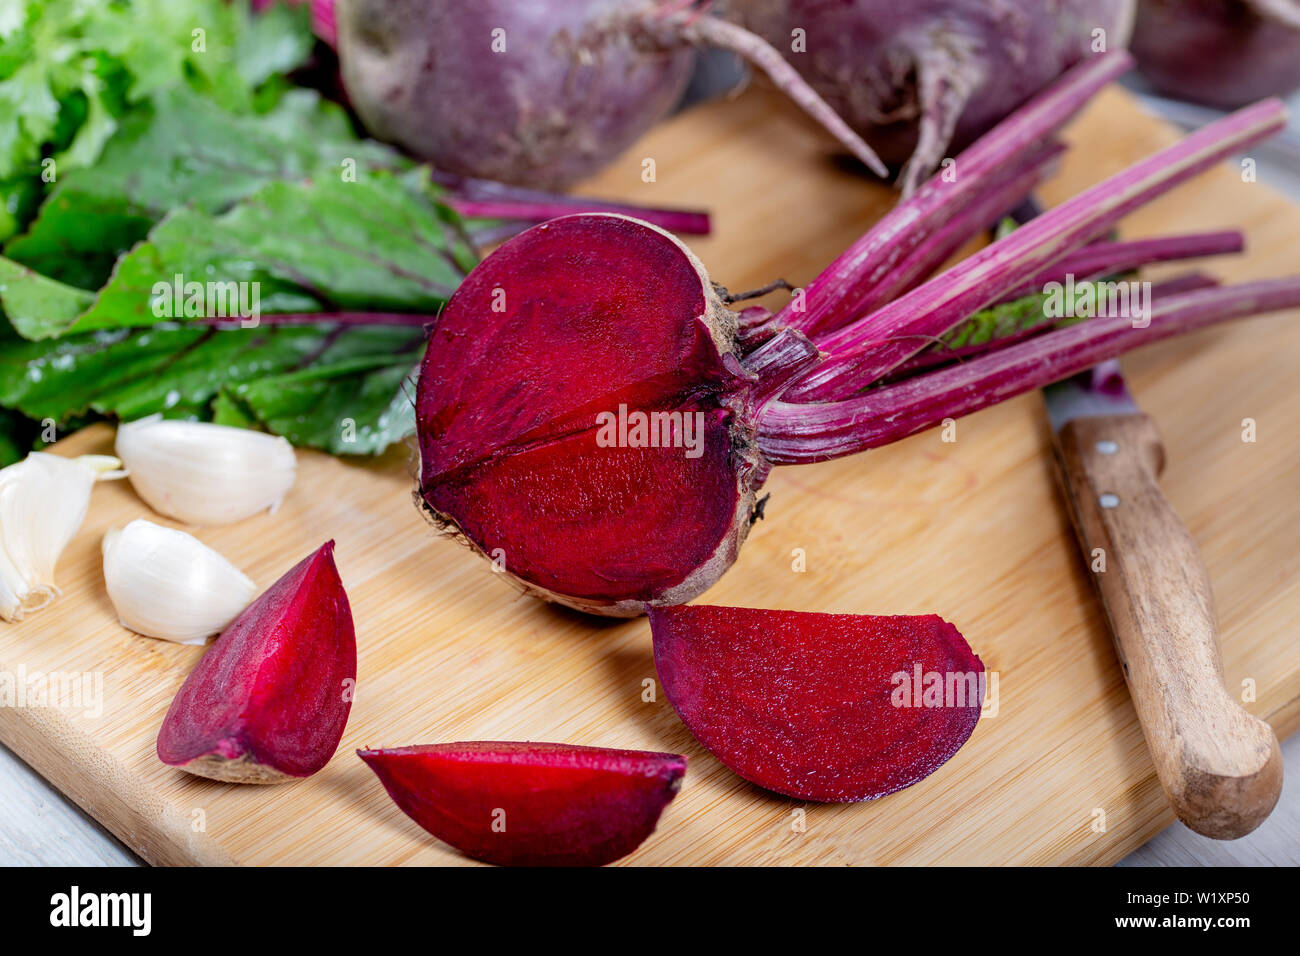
[311,0,337,48]
[435,171,711,235]
[196,311,432,328]
[788,98,1288,402]
[854,236,1241,381]
[445,197,710,236]
[819,141,1067,337]
[741,328,824,404]
[756,278,1300,463]
[998,231,1244,302]
[1146,272,1221,297]
[776,51,1136,338]
[733,305,778,349]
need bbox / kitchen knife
[1043,362,1283,839]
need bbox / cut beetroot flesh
[156,541,356,783]
[649,605,984,802]
[357,742,687,866]
[416,215,761,614]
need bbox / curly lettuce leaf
[0,0,314,229]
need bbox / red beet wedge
[357,742,687,866]
[414,55,1300,616]
[649,605,984,802]
[157,541,356,784]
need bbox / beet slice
[649,605,984,802]
[357,742,687,866]
[156,541,356,784]
[416,215,764,615]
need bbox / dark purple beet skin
[1131,0,1300,108]
[357,742,687,866]
[732,0,1136,192]
[649,605,985,802]
[334,0,892,190]
[336,0,694,189]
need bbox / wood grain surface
[1,84,1298,865]
[1054,413,1283,838]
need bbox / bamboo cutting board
[2,85,1298,866]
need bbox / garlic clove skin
[0,452,124,623]
[115,415,297,526]
[102,519,256,644]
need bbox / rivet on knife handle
[1053,412,1282,839]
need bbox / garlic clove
[102,519,256,644]
[0,452,124,623]
[114,415,297,526]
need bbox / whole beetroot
[1131,0,1300,108]
[334,0,886,190]
[731,0,1137,194]
[336,0,692,189]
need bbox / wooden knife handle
[1054,413,1282,839]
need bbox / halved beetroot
[156,541,356,784]
[416,214,765,617]
[357,742,687,866]
[649,605,984,802]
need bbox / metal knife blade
[1042,359,1138,433]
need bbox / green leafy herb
[0,321,423,454]
[0,5,468,459]
[936,291,1059,350]
[6,86,403,288]
[0,254,95,339]
[3,169,469,340]
[216,328,426,454]
[0,168,461,455]
[0,407,35,466]
[0,0,317,250]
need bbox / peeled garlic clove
[115,415,297,525]
[0,452,123,623]
[102,519,256,644]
